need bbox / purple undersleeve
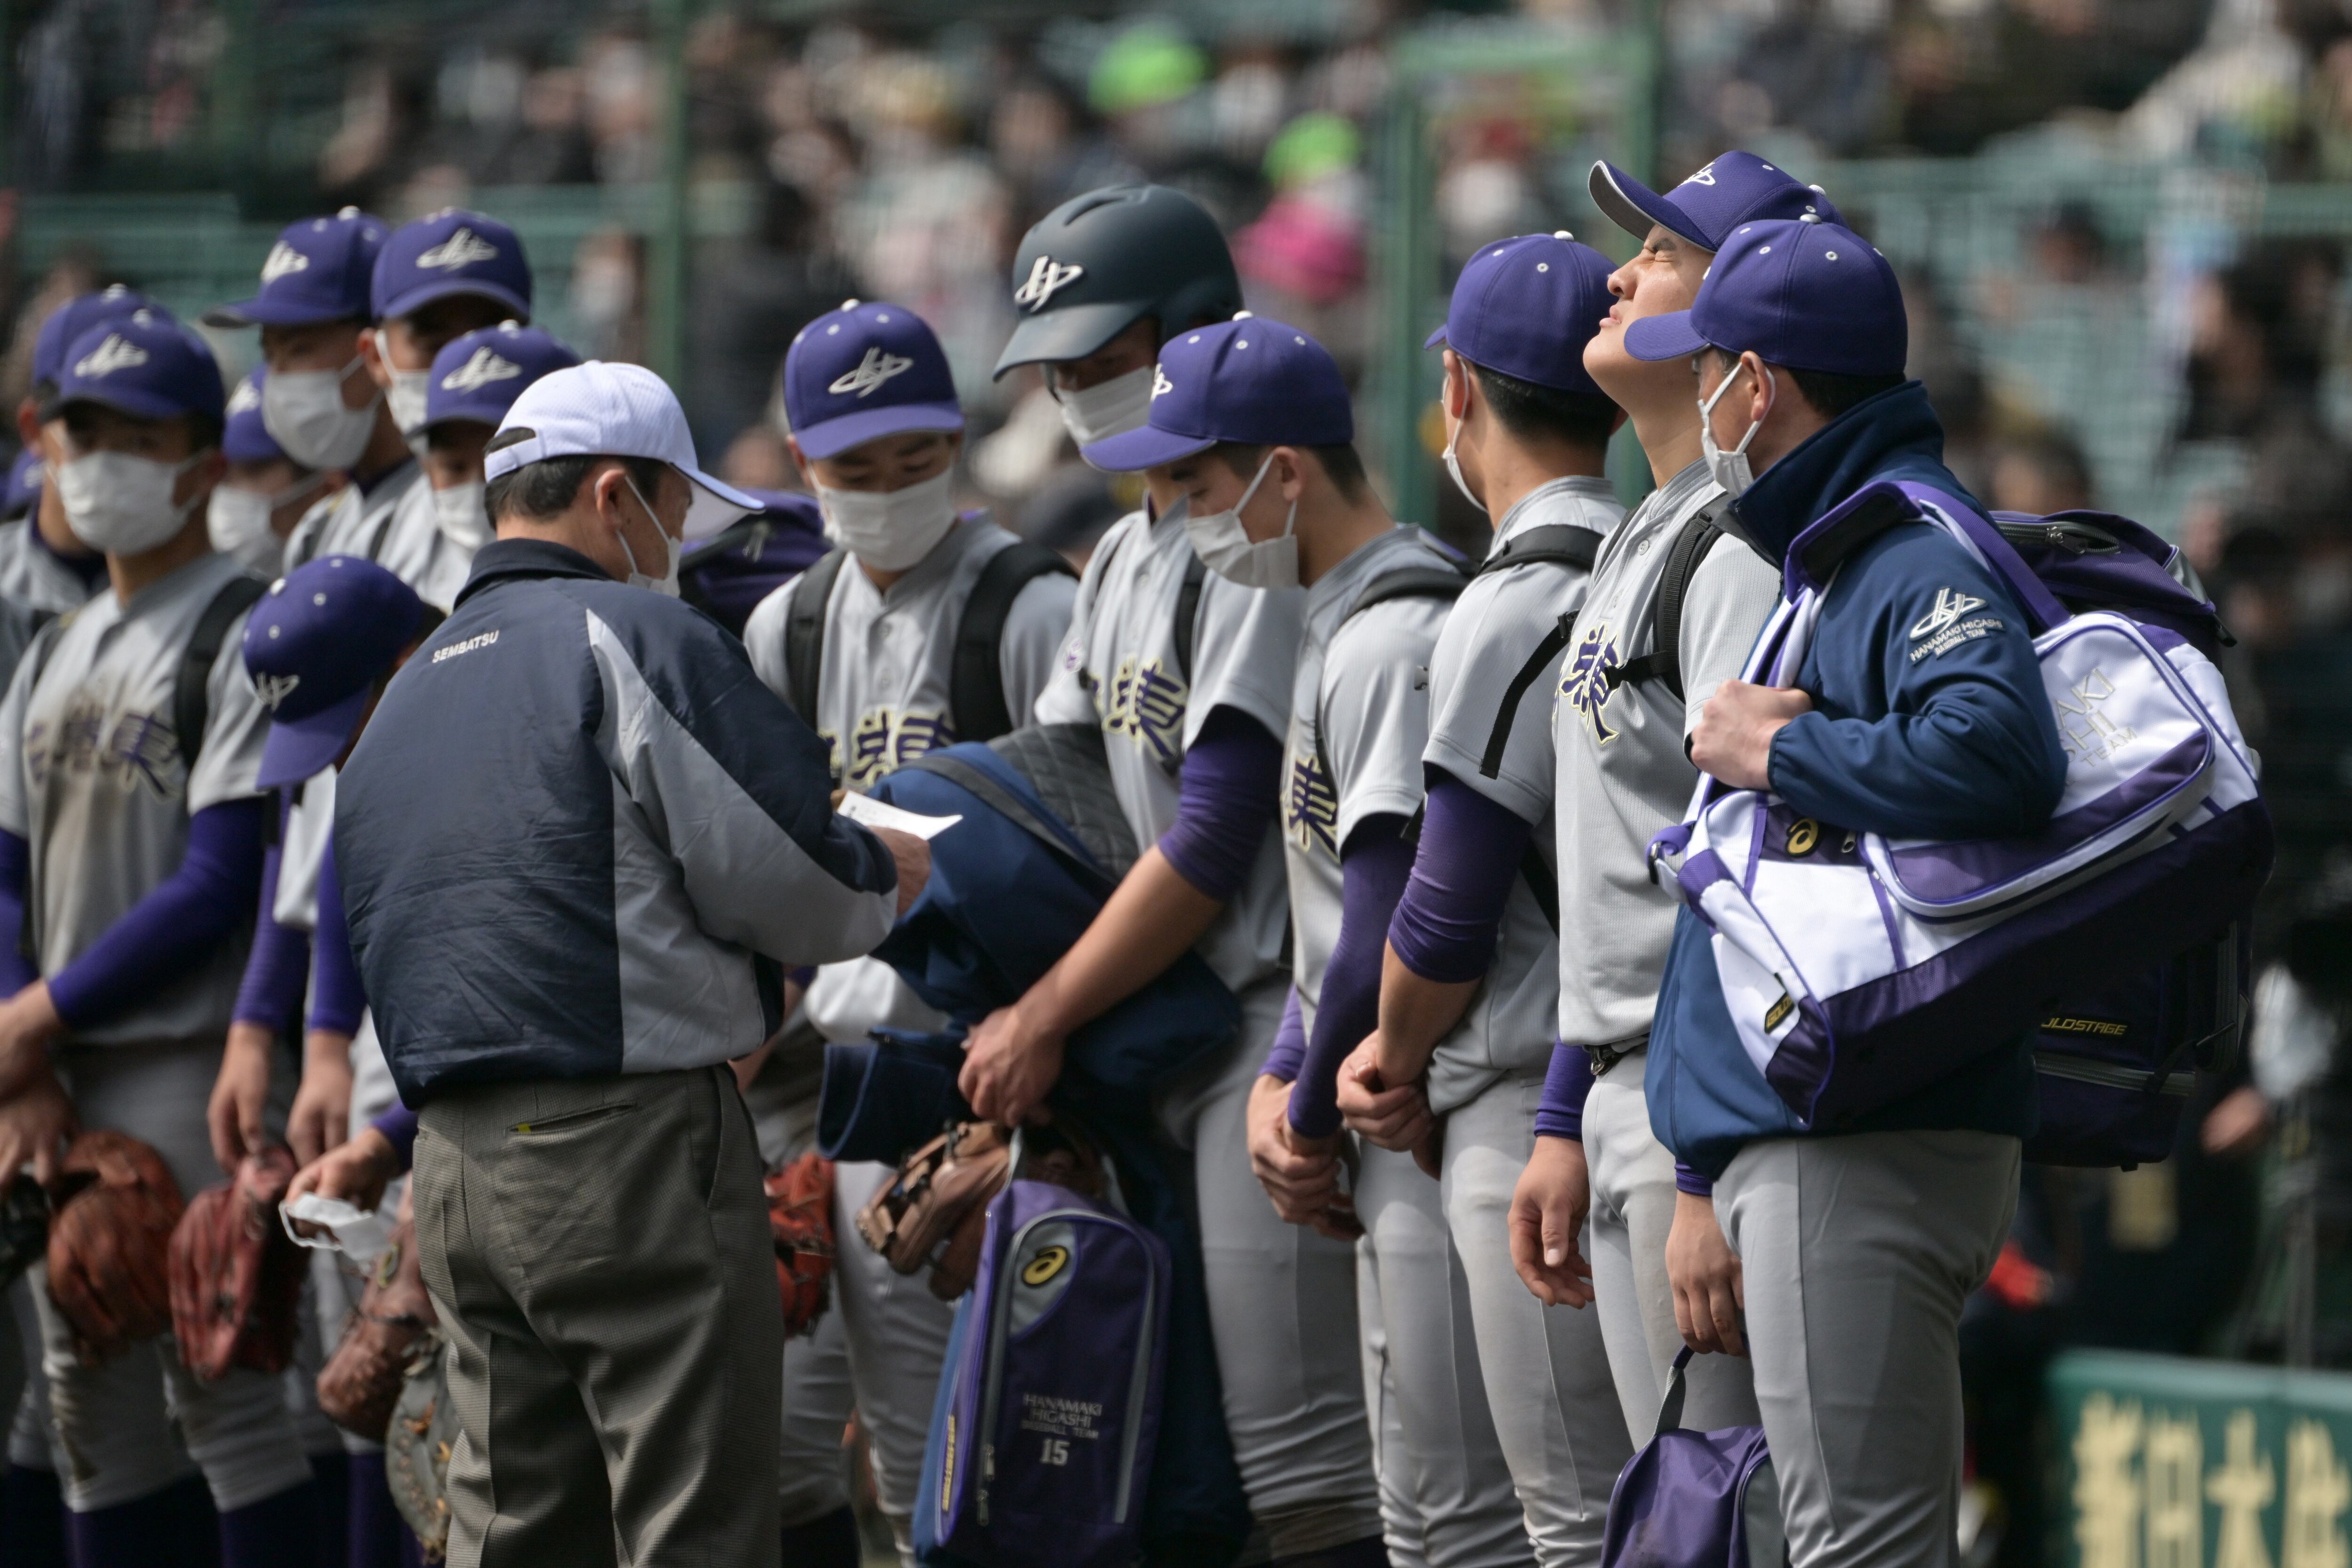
[1534,1043,1593,1141]
[232,797,312,1032]
[1262,985,1305,1083]
[1156,706,1283,902]
[1388,769,1536,985]
[369,1104,418,1172]
[1676,1162,1714,1197]
[1288,814,1416,1140]
[49,797,268,1029]
[0,830,34,997]
[308,832,366,1037]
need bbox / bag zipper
[2032,1051,2193,1096]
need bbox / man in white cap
[330,360,931,1568]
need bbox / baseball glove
[855,1120,1104,1300]
[765,1152,835,1338]
[387,1333,457,1562]
[0,1177,50,1293]
[169,1145,307,1383]
[46,1131,183,1365]
[318,1212,438,1442]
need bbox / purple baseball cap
[1425,232,1614,396]
[245,555,425,789]
[3,450,40,520]
[45,309,227,426]
[782,300,964,462]
[420,323,580,435]
[32,286,154,392]
[1589,152,1840,253]
[1081,315,1351,472]
[372,209,533,325]
[1624,219,1907,379]
[208,209,389,328]
[222,371,287,464]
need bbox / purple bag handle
[1893,483,2070,635]
[1654,1344,1699,1439]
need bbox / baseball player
[737,298,1074,1561]
[1084,317,1523,1567]
[208,370,336,578]
[0,309,321,1564]
[1331,235,1635,1565]
[976,187,1383,1566]
[1509,155,1832,1448]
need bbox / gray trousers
[414,1066,783,1568]
[1171,978,1382,1557]
[1441,1074,1633,1566]
[1355,1140,1531,1568]
[1583,1050,1759,1440]
[1715,1131,2018,1568]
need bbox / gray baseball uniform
[1550,458,1780,1438]
[1286,523,1530,1567]
[1033,503,1382,1556]
[741,513,1074,1561]
[0,518,104,764]
[1422,478,1635,1566]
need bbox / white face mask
[207,474,323,575]
[1698,357,1774,500]
[815,469,957,573]
[377,332,432,435]
[57,451,205,556]
[432,480,492,552]
[1184,452,1298,590]
[1056,364,1156,454]
[614,476,683,597]
[262,356,381,471]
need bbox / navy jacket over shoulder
[336,539,898,1106]
[1649,381,2068,1180]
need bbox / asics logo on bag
[416,227,500,270]
[1560,623,1621,746]
[73,335,149,379]
[1151,366,1174,399]
[260,242,310,282]
[253,673,301,712]
[828,347,914,398]
[1013,254,1085,311]
[2051,668,2138,765]
[440,348,523,393]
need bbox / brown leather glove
[765,1151,836,1338]
[47,1131,184,1365]
[318,1213,437,1442]
[856,1120,1106,1300]
[169,1145,306,1382]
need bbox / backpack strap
[1603,510,1724,703]
[782,548,849,726]
[1475,523,1600,579]
[1170,548,1207,688]
[177,576,267,773]
[951,541,1076,744]
[1313,563,1470,803]
[1471,526,1605,781]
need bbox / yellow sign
[1022,1246,1071,1287]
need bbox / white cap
[484,360,760,541]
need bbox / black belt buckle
[1582,1038,1644,1078]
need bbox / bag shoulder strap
[1475,523,1600,579]
[1471,527,1603,782]
[1315,563,1470,797]
[1170,548,1207,688]
[177,576,267,772]
[783,548,849,726]
[1603,510,1724,703]
[1653,1344,1697,1440]
[951,541,1076,744]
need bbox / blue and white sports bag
[1650,482,2272,1131]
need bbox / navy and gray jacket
[1648,381,2069,1180]
[337,539,898,1106]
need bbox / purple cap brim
[46,385,201,423]
[375,277,531,326]
[257,686,371,790]
[1079,422,1216,473]
[1623,311,1710,363]
[203,296,367,330]
[1422,325,1449,350]
[1589,162,1709,250]
[791,402,966,463]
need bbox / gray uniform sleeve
[187,612,271,815]
[997,571,1080,725]
[1422,566,1576,825]
[0,629,44,839]
[1321,602,1444,847]
[1677,543,1783,738]
[740,575,802,701]
[1186,574,1301,748]
[1031,515,1129,728]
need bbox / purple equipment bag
[924,1153,1170,1568]
[1602,1347,1784,1568]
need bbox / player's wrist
[300,1029,356,1073]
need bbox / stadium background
[7,1,2352,1563]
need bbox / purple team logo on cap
[207,209,390,328]
[1623,219,1907,380]
[1589,151,1840,254]
[244,556,425,789]
[1080,315,1352,472]
[1425,232,1616,396]
[32,286,153,392]
[782,300,964,461]
[420,323,580,433]
[372,209,533,324]
[46,309,226,426]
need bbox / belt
[1581,1036,1648,1078]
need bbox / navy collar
[1728,380,1953,574]
[455,538,617,607]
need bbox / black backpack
[781,539,1076,746]
[16,575,264,774]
